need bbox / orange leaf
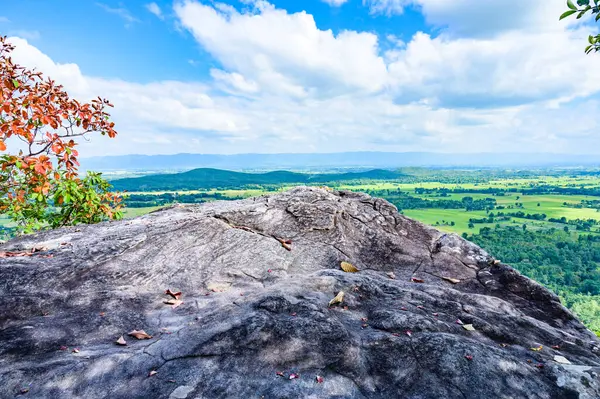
[0,140,5,151]
[128,330,152,340]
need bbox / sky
[2,0,600,157]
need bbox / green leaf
[11,79,19,88]
[568,0,577,9]
[585,44,593,53]
[589,35,595,44]
[577,10,586,18]
[596,12,600,20]
[560,9,578,19]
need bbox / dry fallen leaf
[128,330,152,340]
[276,371,285,377]
[289,373,299,380]
[464,355,473,361]
[535,363,544,369]
[148,370,158,377]
[316,375,324,383]
[165,289,182,300]
[455,319,464,325]
[553,355,571,365]
[164,299,184,309]
[551,345,561,350]
[411,277,425,283]
[72,348,80,353]
[20,388,30,394]
[115,336,127,346]
[340,261,359,273]
[386,272,396,279]
[462,324,476,331]
[530,345,543,352]
[329,291,345,307]
[442,277,461,284]
[405,330,412,337]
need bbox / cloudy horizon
[2,0,600,157]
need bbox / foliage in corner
[560,0,600,53]
[0,36,123,234]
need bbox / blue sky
[2,0,600,156]
[1,1,428,82]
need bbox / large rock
[0,187,599,398]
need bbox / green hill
[110,168,403,191]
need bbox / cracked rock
[0,187,598,398]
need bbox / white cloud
[386,27,600,107]
[5,37,245,156]
[5,0,600,157]
[321,0,349,7]
[0,16,10,23]
[365,0,572,36]
[210,69,260,94]
[145,2,164,19]
[413,0,569,37]
[174,0,388,96]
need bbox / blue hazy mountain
[81,152,600,172]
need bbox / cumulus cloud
[412,0,569,37]
[174,0,388,96]
[6,37,245,156]
[5,0,600,157]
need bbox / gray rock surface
[0,186,599,398]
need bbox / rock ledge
[1,187,599,398]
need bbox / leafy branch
[560,0,600,54]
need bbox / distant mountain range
[110,168,404,191]
[81,152,600,172]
